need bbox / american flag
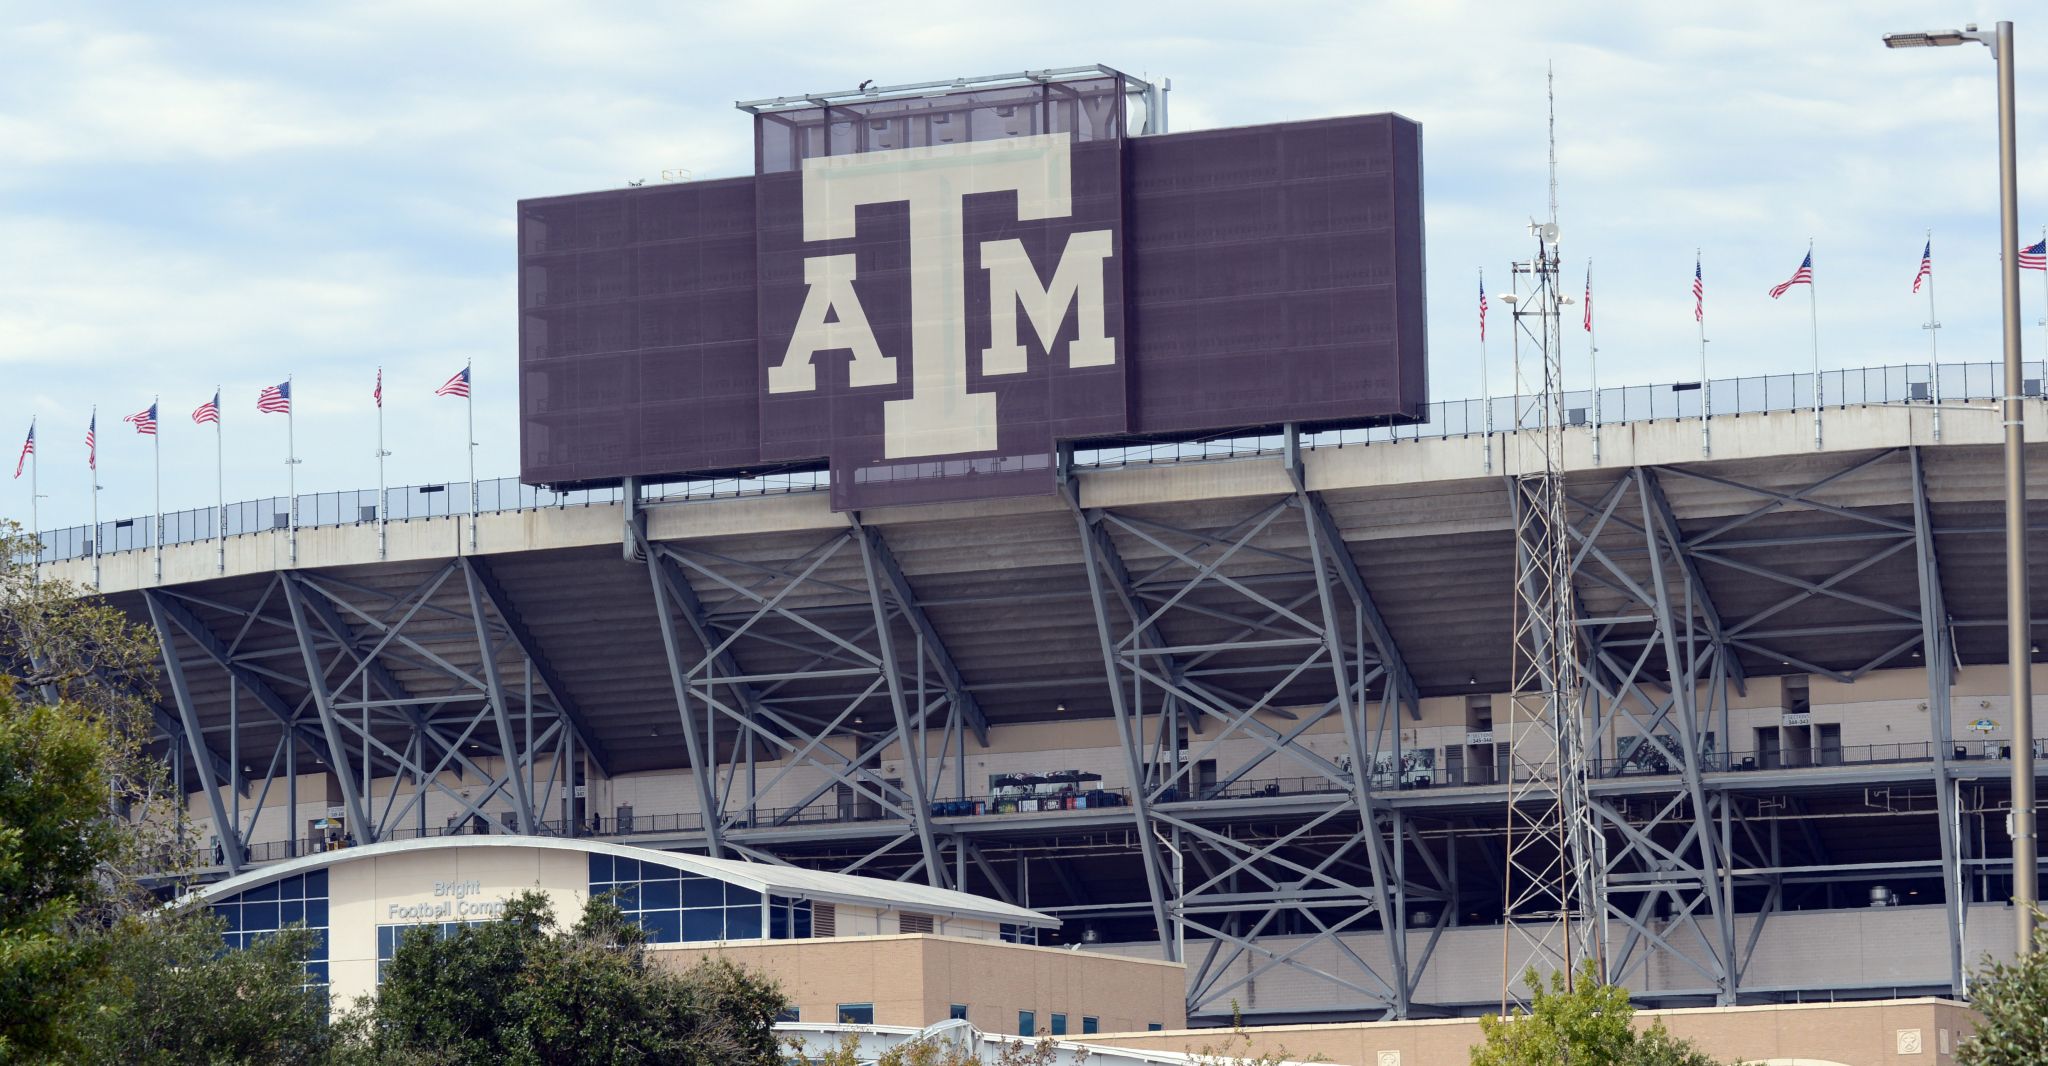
[1913,240,1933,293]
[12,424,31,480]
[1582,264,1593,333]
[434,366,471,398]
[374,367,383,408]
[85,412,96,471]
[257,380,292,414]
[1692,258,1704,323]
[193,390,220,425]
[2022,239,2047,272]
[123,402,158,436]
[1769,252,1814,299]
[1478,275,1488,343]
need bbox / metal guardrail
[32,359,2041,565]
[203,739,2041,870]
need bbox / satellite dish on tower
[1539,222,1561,247]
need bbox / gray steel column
[1065,476,1177,961]
[853,518,947,887]
[1633,468,1739,1003]
[462,561,536,834]
[1288,427,1410,1014]
[638,529,727,857]
[145,597,244,874]
[279,576,375,844]
[1911,446,1969,993]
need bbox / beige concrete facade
[664,933,1186,1033]
[1088,997,1980,1066]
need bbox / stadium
[24,65,2045,1063]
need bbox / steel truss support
[148,564,588,856]
[1909,447,1967,996]
[1063,438,1436,1016]
[634,515,972,886]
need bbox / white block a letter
[979,230,1116,375]
[768,253,895,394]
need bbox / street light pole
[1885,19,2034,951]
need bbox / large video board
[520,79,1424,510]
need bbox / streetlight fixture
[1884,20,2034,950]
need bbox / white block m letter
[980,230,1116,375]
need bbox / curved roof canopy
[177,835,1057,928]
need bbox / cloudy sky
[4,1,2045,533]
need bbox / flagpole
[466,360,477,553]
[1481,269,1493,473]
[1925,230,1942,443]
[1808,240,1822,450]
[1585,260,1601,465]
[287,374,298,566]
[89,407,99,590]
[28,421,38,577]
[152,396,161,585]
[1698,249,1710,458]
[215,389,224,575]
[377,368,388,561]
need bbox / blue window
[376,922,484,985]
[837,1003,874,1025]
[1083,1017,1098,1034]
[1019,1010,1036,1037]
[589,852,804,945]
[1000,923,1038,945]
[1148,1023,1163,1032]
[950,1004,969,1021]
[777,1007,800,1023]
[1051,1013,1067,1036]
[209,870,330,994]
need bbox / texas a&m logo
[764,133,1120,460]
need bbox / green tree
[339,890,787,1066]
[1956,911,2048,1066]
[1471,962,1721,1066]
[70,908,333,1065]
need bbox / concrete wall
[662,934,1186,1033]
[1085,997,1979,1066]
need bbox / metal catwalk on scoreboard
[109,419,2048,1023]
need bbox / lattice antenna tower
[1499,63,1609,1014]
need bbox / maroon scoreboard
[518,72,1426,510]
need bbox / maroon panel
[518,177,761,486]
[515,101,1427,502]
[1125,114,1426,434]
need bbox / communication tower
[1498,67,1608,1011]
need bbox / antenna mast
[1499,62,1608,1012]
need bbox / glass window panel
[639,909,682,944]
[614,858,640,882]
[682,908,723,942]
[837,1004,874,1025]
[950,1004,968,1021]
[241,901,279,932]
[244,880,280,903]
[725,905,762,940]
[613,882,640,910]
[770,904,788,940]
[278,874,303,900]
[1019,1011,1036,1037]
[589,853,612,883]
[306,870,327,896]
[639,878,680,910]
[1051,1014,1066,1036]
[216,904,241,932]
[1083,1017,1098,1035]
[793,903,811,939]
[280,900,304,925]
[304,899,328,928]
[725,884,761,909]
[682,877,723,908]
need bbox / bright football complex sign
[519,75,1425,510]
